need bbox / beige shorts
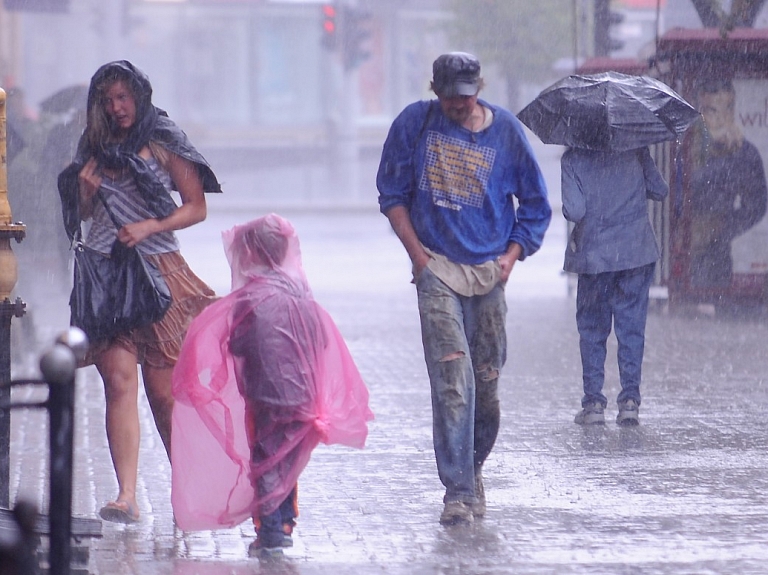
[84,250,216,369]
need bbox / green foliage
[444,0,573,85]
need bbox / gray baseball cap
[432,52,481,97]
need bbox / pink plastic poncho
[171,214,373,531]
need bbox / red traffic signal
[321,4,338,50]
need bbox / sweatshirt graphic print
[420,131,497,211]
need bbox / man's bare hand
[498,243,523,283]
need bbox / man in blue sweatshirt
[376,52,551,525]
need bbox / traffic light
[607,10,626,53]
[321,3,338,50]
[3,0,68,12]
[593,0,625,56]
[341,6,372,71]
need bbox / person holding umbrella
[561,146,668,426]
[519,71,699,426]
[377,52,551,524]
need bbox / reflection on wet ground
[9,211,768,574]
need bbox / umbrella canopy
[39,85,88,114]
[517,71,700,152]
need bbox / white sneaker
[574,402,606,425]
[616,399,640,426]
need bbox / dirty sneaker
[440,500,474,525]
[472,471,486,518]
[616,399,640,426]
[574,402,605,425]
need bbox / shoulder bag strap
[95,188,124,231]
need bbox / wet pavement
[8,165,768,573]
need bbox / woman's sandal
[98,500,140,524]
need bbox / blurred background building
[3,0,765,202]
[1,0,767,327]
[1,0,743,166]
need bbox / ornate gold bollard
[0,89,27,297]
[0,87,28,507]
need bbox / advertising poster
[730,79,768,276]
[685,77,768,291]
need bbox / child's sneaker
[248,533,292,557]
[249,519,294,556]
[574,402,605,425]
[273,520,294,547]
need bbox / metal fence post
[0,304,11,510]
[0,328,87,575]
[0,86,29,508]
[41,342,77,575]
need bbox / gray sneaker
[472,471,486,518]
[440,500,474,525]
[616,399,640,426]
[574,402,605,425]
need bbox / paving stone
[7,209,768,575]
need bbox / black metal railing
[0,328,88,575]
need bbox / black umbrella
[517,71,700,152]
[39,84,88,114]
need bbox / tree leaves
[444,0,573,109]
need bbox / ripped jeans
[416,268,507,504]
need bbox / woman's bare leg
[142,365,174,461]
[95,345,141,515]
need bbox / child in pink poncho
[171,214,373,553]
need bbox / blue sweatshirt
[377,99,551,264]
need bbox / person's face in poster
[699,86,743,151]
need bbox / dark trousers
[258,486,297,545]
[576,263,655,407]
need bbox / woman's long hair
[83,61,155,157]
